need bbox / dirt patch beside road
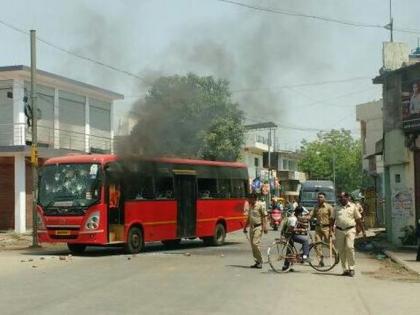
[0,232,32,250]
[363,258,420,283]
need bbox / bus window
[197,178,217,199]
[232,179,247,198]
[127,174,154,200]
[156,176,174,199]
[218,179,232,199]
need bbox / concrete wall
[387,161,415,244]
[241,151,263,179]
[383,42,409,71]
[383,125,416,244]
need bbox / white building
[356,99,385,226]
[0,65,123,232]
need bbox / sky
[1,0,420,150]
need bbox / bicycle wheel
[308,241,339,272]
[267,240,296,273]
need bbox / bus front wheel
[67,243,86,255]
[125,226,144,254]
[203,223,226,246]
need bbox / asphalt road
[1,230,420,315]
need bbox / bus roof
[301,180,335,190]
[44,154,247,169]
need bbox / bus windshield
[300,191,335,202]
[39,163,102,209]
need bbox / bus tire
[162,239,181,248]
[67,243,86,255]
[203,223,226,246]
[125,226,144,254]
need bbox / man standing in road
[243,193,268,269]
[311,192,334,243]
[331,191,366,277]
[311,192,334,267]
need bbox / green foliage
[298,129,363,193]
[128,73,244,161]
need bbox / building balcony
[0,123,111,153]
[244,134,271,153]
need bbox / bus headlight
[85,212,100,230]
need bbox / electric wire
[215,0,420,35]
[0,18,144,81]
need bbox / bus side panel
[196,199,246,237]
[124,200,178,242]
[196,200,216,236]
[223,199,246,232]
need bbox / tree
[125,73,245,161]
[298,129,364,193]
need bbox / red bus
[37,154,248,254]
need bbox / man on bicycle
[281,205,310,270]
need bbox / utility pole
[389,0,393,42]
[267,129,272,207]
[30,29,40,248]
[332,153,336,189]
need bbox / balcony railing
[0,123,111,153]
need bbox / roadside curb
[383,250,420,275]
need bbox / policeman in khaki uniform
[311,192,333,242]
[310,192,334,266]
[243,193,268,269]
[331,192,366,277]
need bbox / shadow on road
[226,264,254,269]
[310,271,342,277]
[19,240,242,257]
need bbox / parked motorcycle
[269,197,283,231]
[269,208,282,231]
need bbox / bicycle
[267,234,339,273]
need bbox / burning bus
[37,154,248,254]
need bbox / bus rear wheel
[125,226,144,254]
[67,243,86,255]
[203,223,226,246]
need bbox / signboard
[402,80,420,131]
[391,190,414,221]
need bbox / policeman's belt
[336,225,355,231]
[251,223,261,228]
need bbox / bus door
[174,173,197,238]
[105,163,125,243]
